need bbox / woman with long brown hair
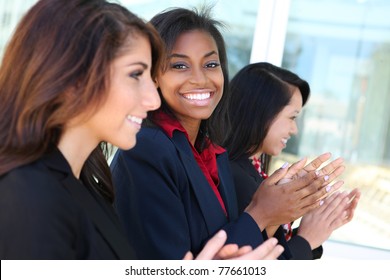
[0,0,163,259]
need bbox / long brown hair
[0,0,163,202]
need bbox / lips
[126,115,143,125]
[182,92,211,100]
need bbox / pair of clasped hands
[185,152,361,260]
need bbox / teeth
[127,115,142,125]
[183,92,211,100]
[282,138,289,144]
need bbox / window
[251,0,390,252]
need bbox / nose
[291,121,298,136]
[142,79,161,111]
[189,67,207,86]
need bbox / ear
[154,78,159,88]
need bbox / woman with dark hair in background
[111,7,336,260]
[222,62,360,259]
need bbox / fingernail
[281,162,289,169]
[216,230,226,238]
[319,200,324,206]
[315,170,320,176]
[324,175,329,181]
[326,185,332,192]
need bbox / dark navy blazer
[229,155,323,260]
[111,127,264,259]
[0,149,134,259]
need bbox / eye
[205,61,221,68]
[171,63,188,70]
[129,70,144,80]
[290,116,297,121]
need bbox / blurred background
[1,0,389,259]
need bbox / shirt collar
[154,110,187,138]
[153,111,225,155]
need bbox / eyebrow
[128,62,148,69]
[169,50,218,59]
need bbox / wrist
[244,207,268,232]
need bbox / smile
[182,92,211,100]
[126,115,143,125]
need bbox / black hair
[147,6,229,151]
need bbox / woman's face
[156,30,224,129]
[85,35,160,150]
[261,87,303,156]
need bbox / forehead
[172,30,218,52]
[286,86,303,110]
[117,33,149,55]
[111,35,151,70]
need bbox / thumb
[182,251,194,260]
[265,162,290,185]
[195,230,227,260]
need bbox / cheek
[214,71,224,89]
[262,126,282,154]
[263,133,275,150]
[158,80,176,100]
[103,91,133,130]
[212,72,224,102]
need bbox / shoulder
[0,162,78,219]
[229,157,251,176]
[1,162,62,194]
[137,126,173,144]
[131,126,177,155]
[0,162,87,258]
[229,156,261,192]
[113,126,180,164]
[111,126,184,175]
[229,155,251,167]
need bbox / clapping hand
[183,230,284,260]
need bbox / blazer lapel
[216,152,239,221]
[172,132,228,234]
[43,149,135,259]
[63,176,134,259]
[236,156,262,183]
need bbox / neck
[57,125,99,178]
[250,151,263,160]
[179,119,201,146]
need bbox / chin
[116,139,137,151]
[269,150,282,156]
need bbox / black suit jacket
[111,127,264,259]
[0,149,134,259]
[230,155,323,260]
